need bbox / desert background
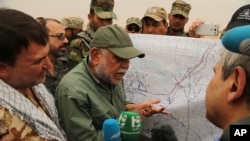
[1,0,249,33]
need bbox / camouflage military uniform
[67,23,93,69]
[166,0,191,37]
[0,107,56,141]
[67,0,117,69]
[61,16,84,59]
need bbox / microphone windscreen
[118,111,142,141]
[151,124,178,141]
[102,118,121,141]
[221,25,250,56]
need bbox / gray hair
[219,48,250,104]
[219,48,250,80]
[88,48,108,62]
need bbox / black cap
[226,4,250,30]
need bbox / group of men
[0,0,250,140]
[65,0,204,70]
[125,0,204,37]
[0,0,169,140]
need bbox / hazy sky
[1,0,249,31]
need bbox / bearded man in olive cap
[56,25,170,141]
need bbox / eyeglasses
[127,26,140,32]
[48,33,66,41]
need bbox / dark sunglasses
[48,33,66,41]
[127,26,140,32]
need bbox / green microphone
[118,111,142,141]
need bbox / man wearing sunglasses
[67,0,117,69]
[125,17,142,33]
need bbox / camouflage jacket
[0,107,56,141]
[67,23,94,69]
[0,80,67,141]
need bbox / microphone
[221,25,250,56]
[151,124,178,141]
[102,118,121,141]
[118,111,142,141]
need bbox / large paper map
[124,34,223,141]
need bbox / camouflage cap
[171,0,191,18]
[90,0,117,19]
[90,25,145,59]
[126,17,142,28]
[61,16,84,29]
[142,6,167,22]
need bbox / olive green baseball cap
[90,0,117,19]
[90,25,145,59]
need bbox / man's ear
[90,47,101,66]
[0,62,9,78]
[87,13,92,21]
[168,13,171,19]
[227,66,247,102]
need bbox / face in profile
[47,20,68,55]
[5,42,52,88]
[94,49,130,86]
[205,62,226,128]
